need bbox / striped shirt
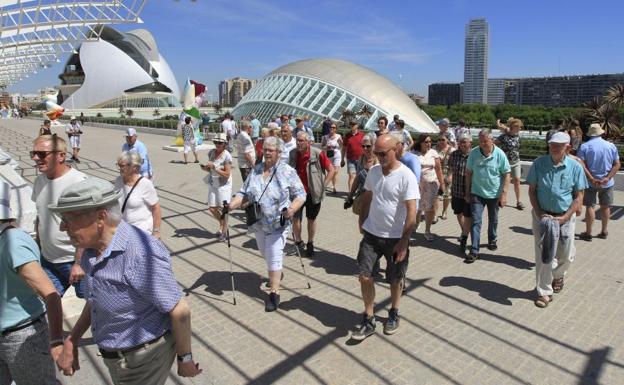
[81,221,182,350]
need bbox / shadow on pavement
[309,249,358,276]
[173,227,215,239]
[478,253,535,270]
[183,271,265,302]
[280,295,359,337]
[509,225,533,235]
[439,276,533,306]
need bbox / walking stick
[281,208,312,289]
[222,201,237,305]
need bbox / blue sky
[10,0,624,100]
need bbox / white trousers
[255,228,288,272]
[532,210,576,296]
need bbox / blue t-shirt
[467,145,511,199]
[578,137,619,188]
[0,226,45,332]
[251,118,261,139]
[526,155,588,214]
[400,151,422,184]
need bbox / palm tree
[125,109,134,119]
[582,95,621,139]
[340,109,356,128]
[153,108,161,118]
[605,84,624,106]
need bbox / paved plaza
[1,118,623,385]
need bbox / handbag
[352,193,364,215]
[326,149,335,158]
[245,167,275,226]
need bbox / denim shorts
[357,231,409,284]
[347,159,358,174]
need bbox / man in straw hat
[54,178,202,384]
[577,123,621,241]
[527,132,588,308]
[65,115,82,163]
[1,181,65,385]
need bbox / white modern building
[464,18,489,104]
[232,58,438,133]
[58,26,180,109]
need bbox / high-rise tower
[463,18,489,104]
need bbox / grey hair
[281,124,292,132]
[263,136,283,152]
[362,134,375,144]
[478,129,493,139]
[240,120,251,129]
[458,133,472,142]
[117,151,143,172]
[389,131,404,144]
[96,201,122,225]
[296,131,308,140]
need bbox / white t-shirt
[236,131,255,169]
[221,119,236,137]
[114,176,159,233]
[362,163,419,238]
[280,137,296,163]
[206,149,233,188]
[32,167,88,263]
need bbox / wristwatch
[177,353,193,363]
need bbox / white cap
[70,115,76,120]
[0,181,16,221]
[548,132,571,144]
[126,128,137,137]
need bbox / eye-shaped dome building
[232,58,437,133]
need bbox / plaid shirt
[448,149,469,198]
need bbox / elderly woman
[414,134,445,241]
[229,136,306,312]
[255,127,270,164]
[345,134,378,212]
[496,118,524,210]
[202,133,232,241]
[114,151,162,238]
[436,135,455,220]
[321,122,343,193]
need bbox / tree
[125,109,134,119]
[340,109,356,128]
[153,108,161,118]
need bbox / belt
[99,330,170,359]
[543,210,565,216]
[1,313,45,336]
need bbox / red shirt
[296,148,332,192]
[344,130,364,161]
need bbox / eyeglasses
[373,148,394,158]
[331,126,337,129]
[424,140,432,143]
[30,150,59,159]
[362,144,372,149]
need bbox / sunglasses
[373,148,394,158]
[213,141,226,145]
[362,144,372,149]
[30,150,59,159]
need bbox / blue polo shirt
[467,145,510,199]
[578,137,619,188]
[526,155,588,214]
[400,151,421,184]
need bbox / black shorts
[357,231,409,284]
[294,195,322,220]
[451,196,471,217]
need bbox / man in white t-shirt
[352,134,419,341]
[236,121,256,181]
[220,113,237,152]
[280,125,296,163]
[30,135,88,297]
[65,115,83,163]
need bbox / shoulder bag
[121,176,143,213]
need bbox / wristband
[49,338,64,347]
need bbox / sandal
[516,202,525,210]
[534,295,553,308]
[597,232,608,239]
[578,232,592,242]
[552,278,564,293]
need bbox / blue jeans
[470,194,499,254]
[40,258,85,298]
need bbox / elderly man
[578,123,621,241]
[1,181,64,385]
[289,131,335,257]
[341,121,365,192]
[465,129,510,263]
[122,127,153,179]
[294,118,314,142]
[280,124,296,163]
[31,134,88,298]
[250,114,261,142]
[237,121,256,181]
[436,118,456,147]
[352,135,418,340]
[527,132,588,308]
[65,116,83,163]
[448,133,473,253]
[53,178,201,384]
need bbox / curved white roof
[268,58,437,133]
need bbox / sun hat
[70,115,76,120]
[548,132,571,144]
[125,127,137,137]
[0,181,16,221]
[587,123,605,137]
[213,132,228,143]
[48,177,122,213]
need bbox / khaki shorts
[510,162,522,180]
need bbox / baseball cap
[125,128,137,137]
[548,132,571,144]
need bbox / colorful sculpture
[43,93,64,121]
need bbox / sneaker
[219,232,227,242]
[287,241,305,256]
[487,240,498,251]
[352,314,376,341]
[459,235,468,253]
[306,242,315,258]
[424,232,434,241]
[384,308,400,335]
[464,252,479,264]
[264,292,280,312]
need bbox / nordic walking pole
[222,200,237,305]
[281,208,311,289]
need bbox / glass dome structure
[232,58,438,133]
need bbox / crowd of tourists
[0,112,620,384]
